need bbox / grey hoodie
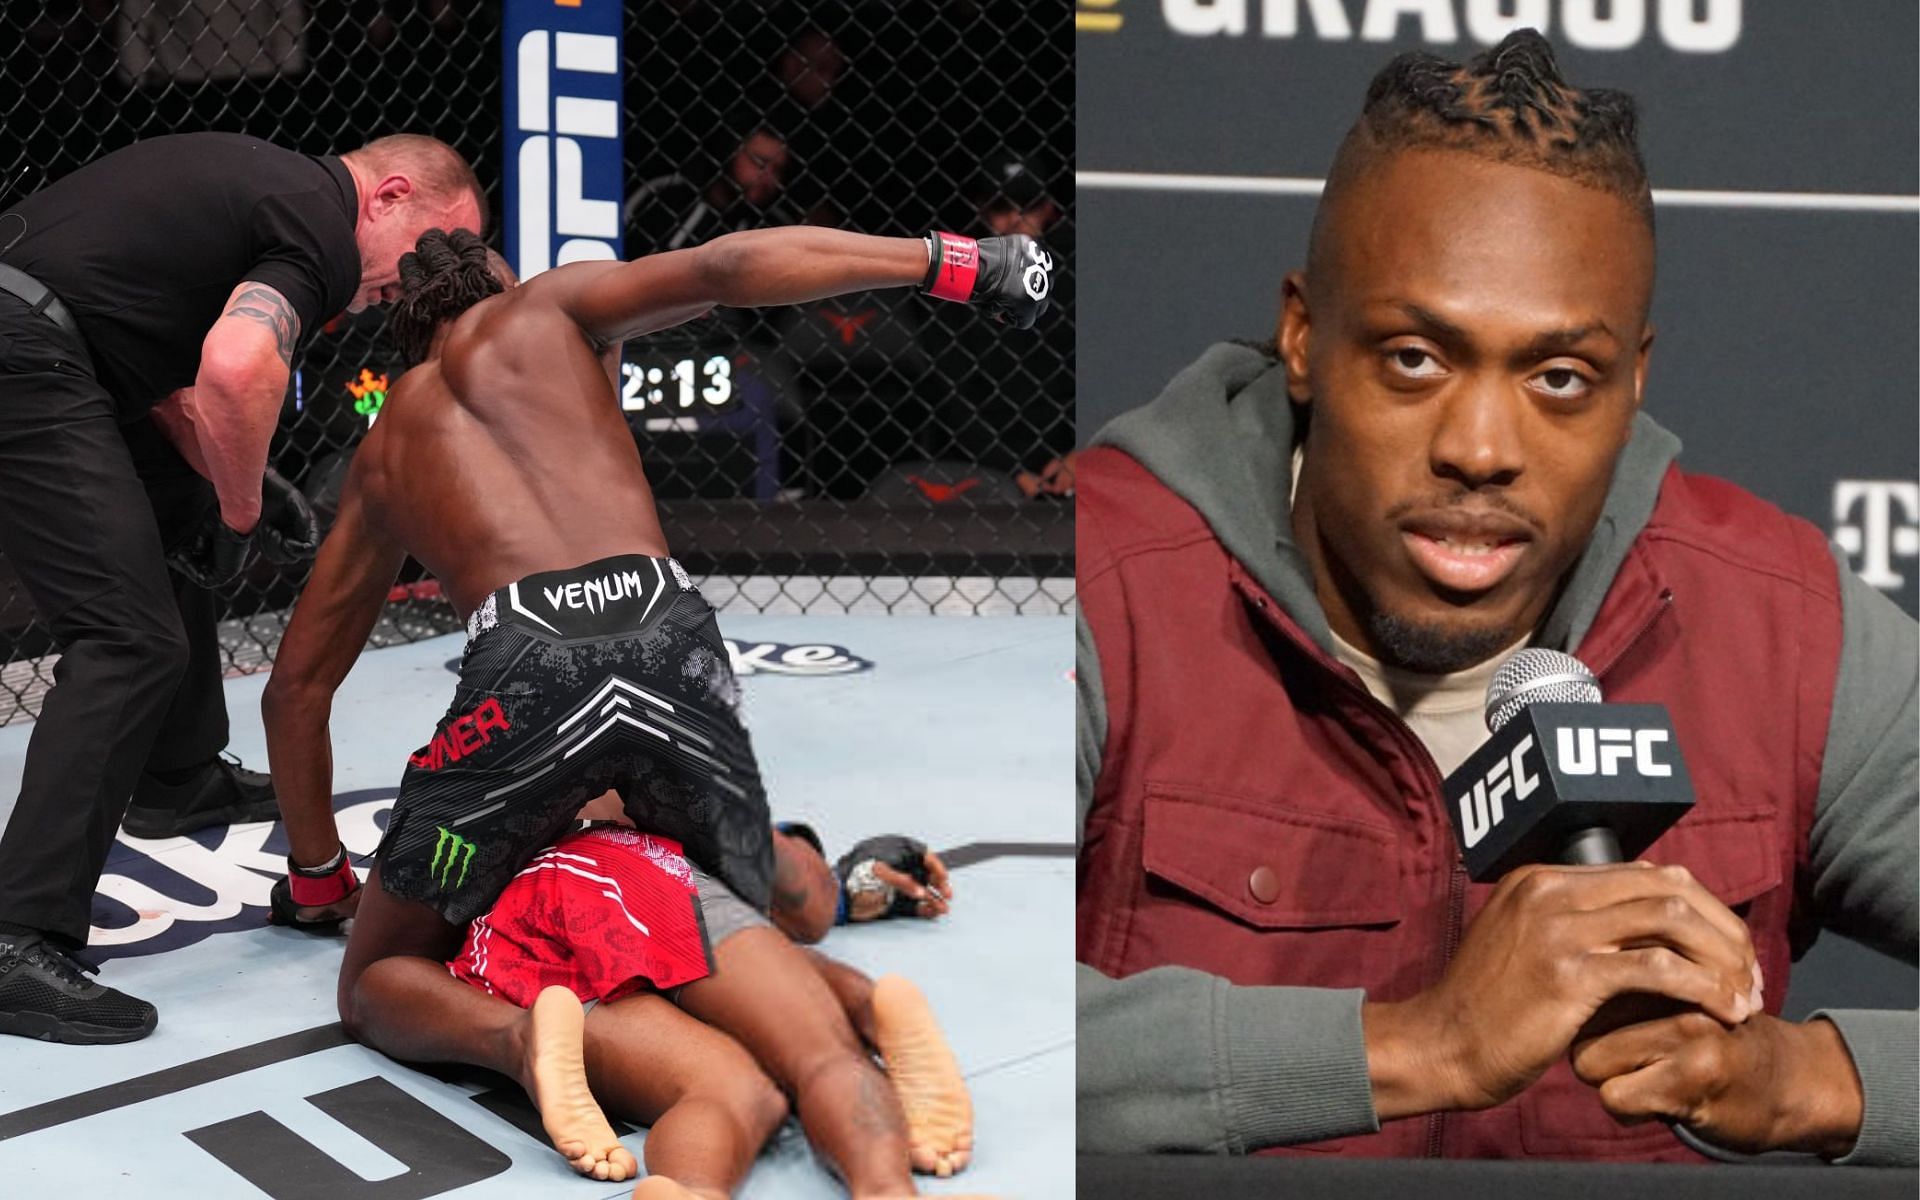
[1077,342,1918,1165]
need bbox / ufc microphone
[1442,648,1695,883]
[1446,652,1776,1162]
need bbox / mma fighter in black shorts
[260,224,1051,1197]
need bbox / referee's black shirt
[0,132,360,418]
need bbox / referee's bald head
[340,134,488,311]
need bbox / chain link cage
[0,0,1073,725]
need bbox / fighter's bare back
[351,265,670,618]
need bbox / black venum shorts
[375,554,774,927]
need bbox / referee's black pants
[0,295,230,945]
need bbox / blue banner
[502,0,624,278]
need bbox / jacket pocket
[1518,811,1780,1157]
[1637,808,1782,914]
[1141,783,1403,930]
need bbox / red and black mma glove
[256,467,320,567]
[269,844,361,931]
[166,510,255,589]
[920,232,1055,330]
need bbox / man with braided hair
[262,222,1051,1194]
[1078,29,1915,1164]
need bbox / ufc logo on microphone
[1555,727,1672,778]
[1833,481,1920,591]
[1459,734,1540,849]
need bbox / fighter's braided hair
[1312,27,1653,275]
[389,228,506,366]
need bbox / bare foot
[872,974,974,1176]
[631,1176,724,1200]
[526,986,638,1182]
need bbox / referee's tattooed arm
[185,280,304,530]
[226,283,301,364]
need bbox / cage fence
[0,0,1074,725]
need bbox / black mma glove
[256,467,320,566]
[836,834,934,921]
[920,231,1054,330]
[166,510,255,589]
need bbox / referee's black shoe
[123,752,279,839]
[0,931,157,1044]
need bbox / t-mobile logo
[1833,481,1920,591]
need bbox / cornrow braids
[1322,28,1653,242]
[389,228,506,366]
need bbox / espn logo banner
[503,0,624,278]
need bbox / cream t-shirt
[1327,629,1525,778]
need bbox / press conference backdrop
[1077,3,1919,1007]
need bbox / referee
[0,132,483,1044]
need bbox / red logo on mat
[410,697,512,771]
[907,475,981,503]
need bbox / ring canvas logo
[445,639,874,679]
[1130,0,1741,51]
[504,0,623,279]
[726,639,873,677]
[87,788,396,960]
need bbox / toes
[572,1144,636,1182]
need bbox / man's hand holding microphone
[1364,649,1862,1158]
[1363,858,1761,1119]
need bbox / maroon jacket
[1078,425,1847,1159]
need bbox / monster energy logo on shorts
[431,827,478,889]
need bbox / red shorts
[448,826,713,1007]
